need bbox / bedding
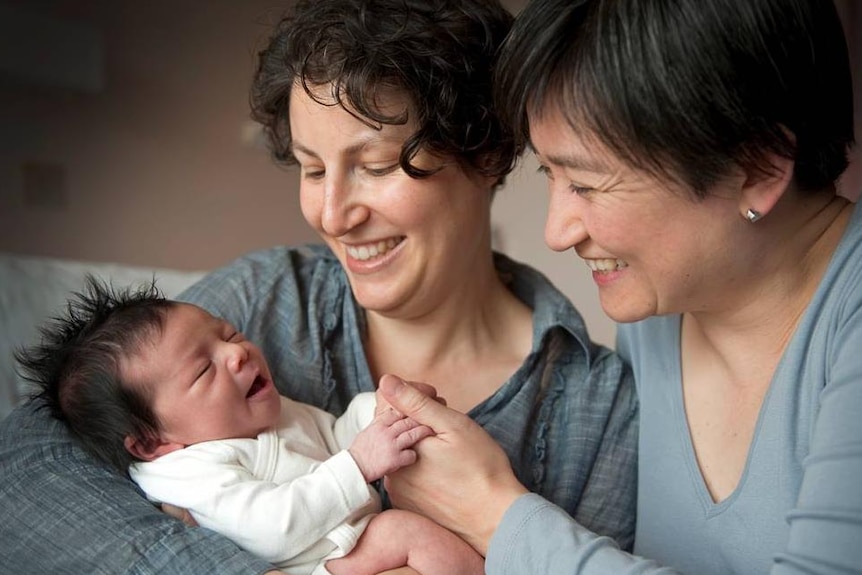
[0,252,206,420]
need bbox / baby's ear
[124,434,184,461]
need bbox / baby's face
[125,303,281,448]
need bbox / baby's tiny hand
[348,409,434,482]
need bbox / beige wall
[1,0,859,349]
[0,0,316,271]
[836,0,862,198]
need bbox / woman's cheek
[299,187,322,230]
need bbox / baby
[17,277,484,575]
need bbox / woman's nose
[544,192,589,252]
[320,174,369,237]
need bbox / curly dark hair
[250,0,516,185]
[15,276,173,472]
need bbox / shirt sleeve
[131,440,377,566]
[494,291,862,574]
[0,402,274,575]
[774,298,862,573]
[486,494,679,575]
[332,391,377,450]
[569,345,639,552]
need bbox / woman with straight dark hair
[382,0,862,573]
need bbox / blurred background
[1,0,860,348]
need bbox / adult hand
[161,502,198,527]
[379,374,528,554]
[375,379,443,416]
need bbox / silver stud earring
[745,208,762,223]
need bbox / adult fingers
[161,503,198,527]
[394,449,418,468]
[404,379,439,400]
[378,374,465,433]
[396,424,435,449]
[382,416,435,449]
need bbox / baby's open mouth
[246,375,266,398]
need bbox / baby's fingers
[373,407,406,427]
[396,422,434,449]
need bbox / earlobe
[744,208,763,223]
[124,434,184,462]
[738,152,794,222]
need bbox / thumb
[378,374,457,432]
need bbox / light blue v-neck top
[486,203,862,574]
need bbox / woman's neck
[363,262,533,413]
[680,194,852,501]
[685,193,852,384]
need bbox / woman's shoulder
[494,253,635,400]
[180,244,343,302]
[493,252,591,341]
[827,201,862,280]
[205,244,341,285]
[177,244,350,338]
[795,202,862,358]
[805,202,862,323]
[616,315,679,362]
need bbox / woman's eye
[537,165,592,194]
[536,161,596,195]
[365,163,399,177]
[569,184,594,195]
[536,164,553,179]
[302,167,325,180]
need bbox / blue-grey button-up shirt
[0,245,637,574]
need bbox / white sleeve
[129,441,376,565]
[332,392,377,450]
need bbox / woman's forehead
[296,80,414,123]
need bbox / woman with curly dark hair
[0,1,637,573]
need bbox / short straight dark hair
[496,0,854,196]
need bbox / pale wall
[1,0,859,350]
[0,0,317,271]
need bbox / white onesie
[130,392,378,575]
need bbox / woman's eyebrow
[290,141,320,158]
[528,142,613,173]
[291,135,401,159]
[540,151,613,174]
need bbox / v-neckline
[672,315,785,510]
